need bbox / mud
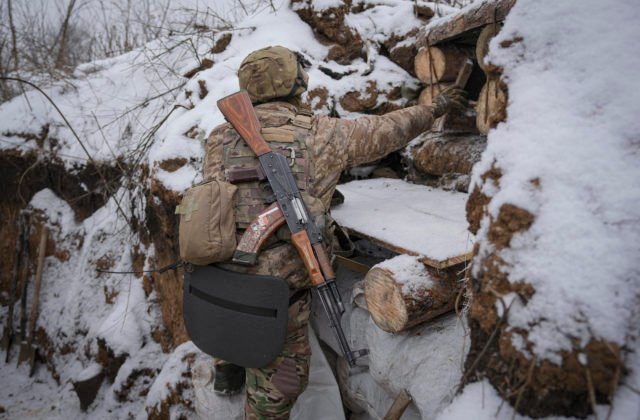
[0,149,123,302]
[143,179,189,348]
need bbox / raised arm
[312,87,465,172]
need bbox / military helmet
[238,46,308,104]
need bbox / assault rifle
[217,91,368,367]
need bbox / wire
[96,260,185,275]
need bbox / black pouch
[183,264,289,368]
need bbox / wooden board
[333,179,474,270]
[416,0,517,48]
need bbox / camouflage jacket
[204,101,436,289]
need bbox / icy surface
[333,178,474,261]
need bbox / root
[458,303,509,392]
[585,366,599,420]
[511,358,536,420]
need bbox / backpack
[176,103,320,265]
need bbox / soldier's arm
[312,87,465,171]
[313,104,434,170]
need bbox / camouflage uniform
[204,100,438,418]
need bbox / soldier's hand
[430,86,467,118]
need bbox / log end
[364,267,408,333]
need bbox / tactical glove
[429,86,467,119]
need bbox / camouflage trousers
[214,290,312,419]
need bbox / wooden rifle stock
[291,231,325,286]
[217,91,271,156]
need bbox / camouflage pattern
[205,99,437,417]
[238,46,309,104]
[244,291,311,419]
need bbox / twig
[585,366,599,420]
[622,382,640,395]
[511,358,536,420]
[606,360,621,420]
[458,305,508,392]
[17,155,40,205]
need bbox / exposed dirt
[0,148,123,303]
[464,165,624,417]
[158,158,188,173]
[114,367,156,402]
[143,178,188,348]
[182,58,214,79]
[292,0,364,63]
[340,81,379,112]
[382,30,420,76]
[211,33,233,54]
[466,163,502,234]
[96,338,128,382]
[304,87,330,112]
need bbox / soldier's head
[238,45,309,104]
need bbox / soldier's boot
[213,362,246,396]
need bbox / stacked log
[476,76,508,135]
[415,45,472,84]
[414,45,478,134]
[476,23,504,73]
[364,255,464,333]
[474,24,508,134]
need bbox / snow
[440,0,640,417]
[470,0,640,361]
[333,178,474,262]
[376,254,435,294]
[312,266,469,420]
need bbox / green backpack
[238,46,308,104]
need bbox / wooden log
[476,23,504,73]
[411,133,486,176]
[414,45,472,84]
[364,255,461,333]
[476,76,508,135]
[416,0,516,48]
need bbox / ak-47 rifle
[217,91,368,367]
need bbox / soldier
[204,45,465,419]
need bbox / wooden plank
[416,0,517,48]
[346,228,472,270]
